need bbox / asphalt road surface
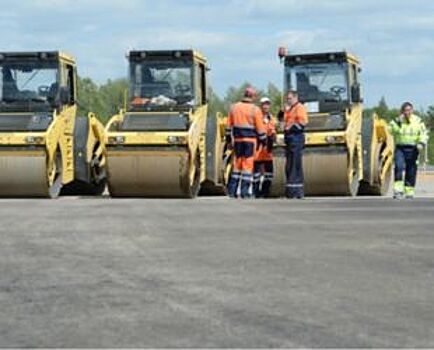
[1,185,434,347]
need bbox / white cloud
[0,0,434,106]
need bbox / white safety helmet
[260,97,271,105]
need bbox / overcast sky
[1,0,433,108]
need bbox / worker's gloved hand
[417,143,425,152]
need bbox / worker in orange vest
[225,87,267,198]
[253,97,276,198]
[284,90,308,199]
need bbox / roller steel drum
[0,151,50,197]
[270,147,356,197]
[107,149,196,197]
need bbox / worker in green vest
[389,102,428,199]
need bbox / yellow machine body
[105,50,224,197]
[271,51,393,196]
[270,105,364,196]
[0,51,106,197]
[268,51,393,196]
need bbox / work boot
[393,191,404,200]
[240,180,252,199]
[393,181,404,199]
[292,187,304,199]
[253,184,263,198]
[285,189,294,199]
[253,174,261,197]
[261,180,271,198]
[404,186,415,199]
[227,172,240,198]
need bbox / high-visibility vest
[255,113,276,161]
[389,114,428,146]
[284,102,308,130]
[226,101,266,142]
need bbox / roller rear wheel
[359,144,392,196]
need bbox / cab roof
[285,51,360,66]
[0,51,76,65]
[128,49,207,65]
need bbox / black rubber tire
[198,180,227,196]
[61,179,106,196]
[358,144,392,196]
[61,142,107,196]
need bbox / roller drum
[303,150,350,195]
[270,146,354,197]
[0,151,49,197]
[107,149,195,197]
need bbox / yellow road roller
[270,50,393,196]
[105,50,225,197]
[0,51,106,197]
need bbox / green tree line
[77,76,128,124]
[77,77,433,164]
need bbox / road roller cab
[105,50,225,197]
[0,51,106,197]
[271,50,393,196]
